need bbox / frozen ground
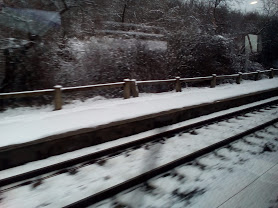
[0,78,278,148]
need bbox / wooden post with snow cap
[123,79,131,99]
[255,70,261,81]
[270,68,274,79]
[175,77,182,92]
[54,85,63,110]
[236,72,242,84]
[210,74,217,88]
[130,79,139,97]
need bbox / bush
[167,32,241,78]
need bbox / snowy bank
[0,78,278,148]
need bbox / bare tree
[262,0,278,17]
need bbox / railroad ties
[0,98,278,207]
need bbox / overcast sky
[229,0,264,13]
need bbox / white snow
[69,36,167,56]
[0,78,278,148]
[95,29,164,38]
[219,166,278,208]
[1,107,277,207]
[91,126,278,208]
[0,95,277,180]
[102,21,164,30]
[192,155,278,208]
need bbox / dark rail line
[64,117,278,208]
[0,99,278,188]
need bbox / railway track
[90,123,278,208]
[0,99,278,207]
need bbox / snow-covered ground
[0,78,278,148]
[1,105,277,207]
[0,96,276,181]
[70,36,167,58]
[93,126,278,208]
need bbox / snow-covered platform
[0,79,278,170]
[192,152,278,208]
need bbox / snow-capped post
[130,79,139,97]
[210,74,217,88]
[255,70,261,81]
[269,68,274,79]
[123,79,131,99]
[54,85,63,110]
[236,72,242,84]
[175,77,182,92]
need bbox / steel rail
[0,99,277,188]
[64,117,278,208]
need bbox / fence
[0,68,277,111]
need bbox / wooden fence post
[236,72,242,84]
[123,79,131,99]
[175,77,182,92]
[54,85,63,110]
[210,74,217,88]
[130,79,139,97]
[255,70,261,81]
[270,68,274,79]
